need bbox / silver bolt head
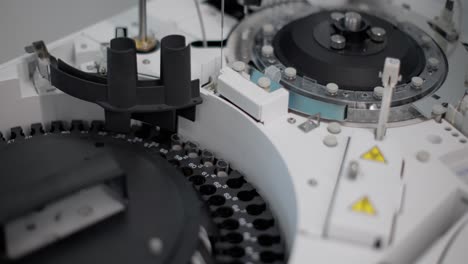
[369,27,386,42]
[348,160,360,179]
[432,104,447,115]
[428,57,440,69]
[330,34,346,50]
[258,76,271,89]
[261,45,274,57]
[232,61,246,72]
[326,83,339,95]
[284,67,297,79]
[411,76,424,89]
[373,86,384,98]
[287,117,296,124]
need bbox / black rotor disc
[0,121,287,264]
[0,123,207,264]
[273,11,426,91]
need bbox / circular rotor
[0,121,286,264]
[226,2,450,124]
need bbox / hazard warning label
[361,146,386,163]
[351,196,377,216]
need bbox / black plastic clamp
[49,35,202,133]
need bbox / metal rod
[220,0,225,68]
[139,0,147,41]
[193,0,208,47]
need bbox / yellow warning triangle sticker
[361,146,386,163]
[351,196,377,216]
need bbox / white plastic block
[217,67,289,124]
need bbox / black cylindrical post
[160,35,192,106]
[107,38,138,108]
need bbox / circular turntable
[226,2,461,124]
[0,122,286,264]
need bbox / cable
[193,0,208,48]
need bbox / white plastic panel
[327,133,404,248]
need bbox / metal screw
[428,57,440,70]
[287,117,296,124]
[326,83,339,95]
[330,34,346,50]
[411,76,424,89]
[232,61,246,72]
[284,67,297,80]
[98,66,107,75]
[432,104,446,122]
[348,160,359,180]
[369,27,386,42]
[373,86,384,99]
[261,45,274,57]
[344,12,362,32]
[257,77,271,89]
[432,104,446,115]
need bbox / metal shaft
[344,12,362,32]
[139,0,147,41]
